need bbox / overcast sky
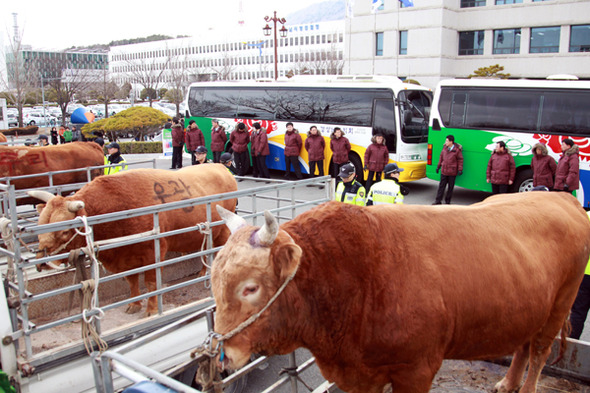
[1,0,320,50]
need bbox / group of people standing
[433,135,581,205]
[48,126,82,145]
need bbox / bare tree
[88,62,119,118]
[0,26,40,127]
[308,43,344,76]
[210,51,237,81]
[125,47,170,107]
[167,54,190,116]
[46,54,102,126]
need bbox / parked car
[7,113,18,128]
[24,112,57,126]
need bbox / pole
[40,73,46,121]
[273,11,279,80]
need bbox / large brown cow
[29,164,237,316]
[211,192,590,393]
[0,142,104,188]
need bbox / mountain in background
[286,0,345,25]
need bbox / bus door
[373,99,396,153]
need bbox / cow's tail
[550,317,571,366]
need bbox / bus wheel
[512,169,534,193]
[348,154,364,183]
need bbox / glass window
[495,0,522,4]
[276,88,321,122]
[530,26,560,53]
[398,90,432,143]
[399,31,408,55]
[236,89,277,119]
[493,29,521,54]
[376,32,384,56]
[373,99,397,152]
[460,0,485,7]
[540,90,590,135]
[570,24,590,52]
[459,31,484,55]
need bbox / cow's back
[283,192,590,363]
[0,142,104,188]
[75,164,237,250]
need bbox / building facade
[3,47,108,88]
[108,20,344,88]
[346,0,590,89]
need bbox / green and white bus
[184,75,432,183]
[427,78,590,206]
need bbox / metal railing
[0,173,333,391]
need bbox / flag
[400,0,414,7]
[371,0,384,13]
[346,0,355,17]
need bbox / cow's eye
[242,284,259,297]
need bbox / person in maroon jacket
[364,134,389,192]
[433,135,463,205]
[531,143,557,189]
[305,126,326,177]
[486,140,515,194]
[554,138,580,194]
[230,122,251,176]
[284,122,302,180]
[330,127,351,179]
[251,122,270,179]
[185,120,205,165]
[170,117,185,169]
[210,119,227,163]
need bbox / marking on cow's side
[0,150,49,176]
[153,179,194,212]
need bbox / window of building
[460,0,485,7]
[495,0,522,4]
[530,26,560,53]
[399,31,408,55]
[459,31,484,55]
[493,28,521,54]
[570,24,590,52]
[376,32,384,56]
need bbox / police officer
[367,163,409,205]
[194,145,212,165]
[105,142,128,175]
[334,163,366,206]
[220,152,236,175]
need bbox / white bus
[426,77,590,206]
[184,75,432,182]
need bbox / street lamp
[263,11,287,80]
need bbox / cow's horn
[255,210,279,246]
[27,190,55,203]
[216,205,247,233]
[67,201,85,213]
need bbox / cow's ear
[273,243,302,282]
[35,203,46,214]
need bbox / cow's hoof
[125,303,142,314]
[146,309,158,317]
[493,380,520,393]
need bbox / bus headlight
[399,154,422,161]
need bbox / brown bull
[29,164,237,316]
[0,142,104,190]
[212,192,590,393]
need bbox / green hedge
[101,141,163,154]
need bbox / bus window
[373,99,396,153]
[320,90,376,126]
[398,90,432,143]
[465,89,540,131]
[276,88,321,122]
[187,87,204,117]
[202,88,239,118]
[237,89,277,119]
[541,90,590,135]
[449,92,466,127]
